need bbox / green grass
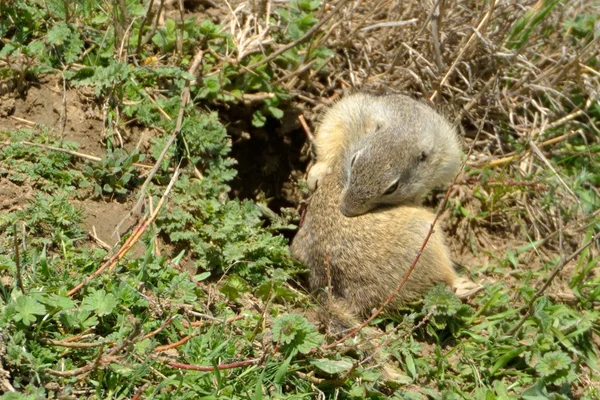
[1,0,599,398]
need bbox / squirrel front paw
[307,163,331,191]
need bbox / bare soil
[77,198,138,248]
[0,177,33,213]
[2,75,106,155]
[0,75,142,249]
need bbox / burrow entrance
[224,103,312,213]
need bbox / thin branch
[165,359,261,371]
[13,223,25,293]
[429,0,498,102]
[0,140,156,169]
[155,335,193,353]
[360,19,418,32]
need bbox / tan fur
[291,171,458,319]
[293,93,478,374]
[307,93,462,217]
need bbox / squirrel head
[338,99,461,217]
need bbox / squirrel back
[291,169,458,318]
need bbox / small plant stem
[62,0,70,22]
[45,345,105,377]
[166,359,261,372]
[141,316,178,340]
[358,306,437,368]
[475,129,580,168]
[430,0,444,70]
[529,140,579,202]
[155,334,194,352]
[388,0,442,74]
[298,114,315,143]
[273,59,318,86]
[507,232,600,336]
[40,339,106,348]
[140,0,165,50]
[13,223,25,294]
[135,0,155,56]
[119,49,204,233]
[176,0,185,55]
[180,314,245,329]
[131,384,149,400]
[59,71,67,141]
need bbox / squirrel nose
[339,202,361,217]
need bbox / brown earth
[0,74,143,253]
[1,75,106,155]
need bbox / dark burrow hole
[223,103,311,239]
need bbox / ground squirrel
[307,92,461,217]
[291,170,460,320]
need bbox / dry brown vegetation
[1,0,599,397]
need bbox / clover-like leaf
[81,289,117,317]
[12,295,47,326]
[310,358,353,375]
[272,314,323,355]
[536,350,571,377]
[423,284,462,316]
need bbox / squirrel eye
[350,153,358,167]
[383,180,399,195]
[419,151,428,162]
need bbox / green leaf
[490,347,525,376]
[274,353,294,385]
[46,22,70,45]
[12,295,47,326]
[194,272,211,281]
[91,13,109,24]
[536,351,571,376]
[81,289,117,317]
[219,275,249,301]
[267,106,284,119]
[298,0,322,12]
[521,379,552,400]
[310,358,353,375]
[252,110,266,127]
[272,314,323,355]
[405,353,416,379]
[41,294,75,311]
[423,284,462,316]
[254,367,265,400]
